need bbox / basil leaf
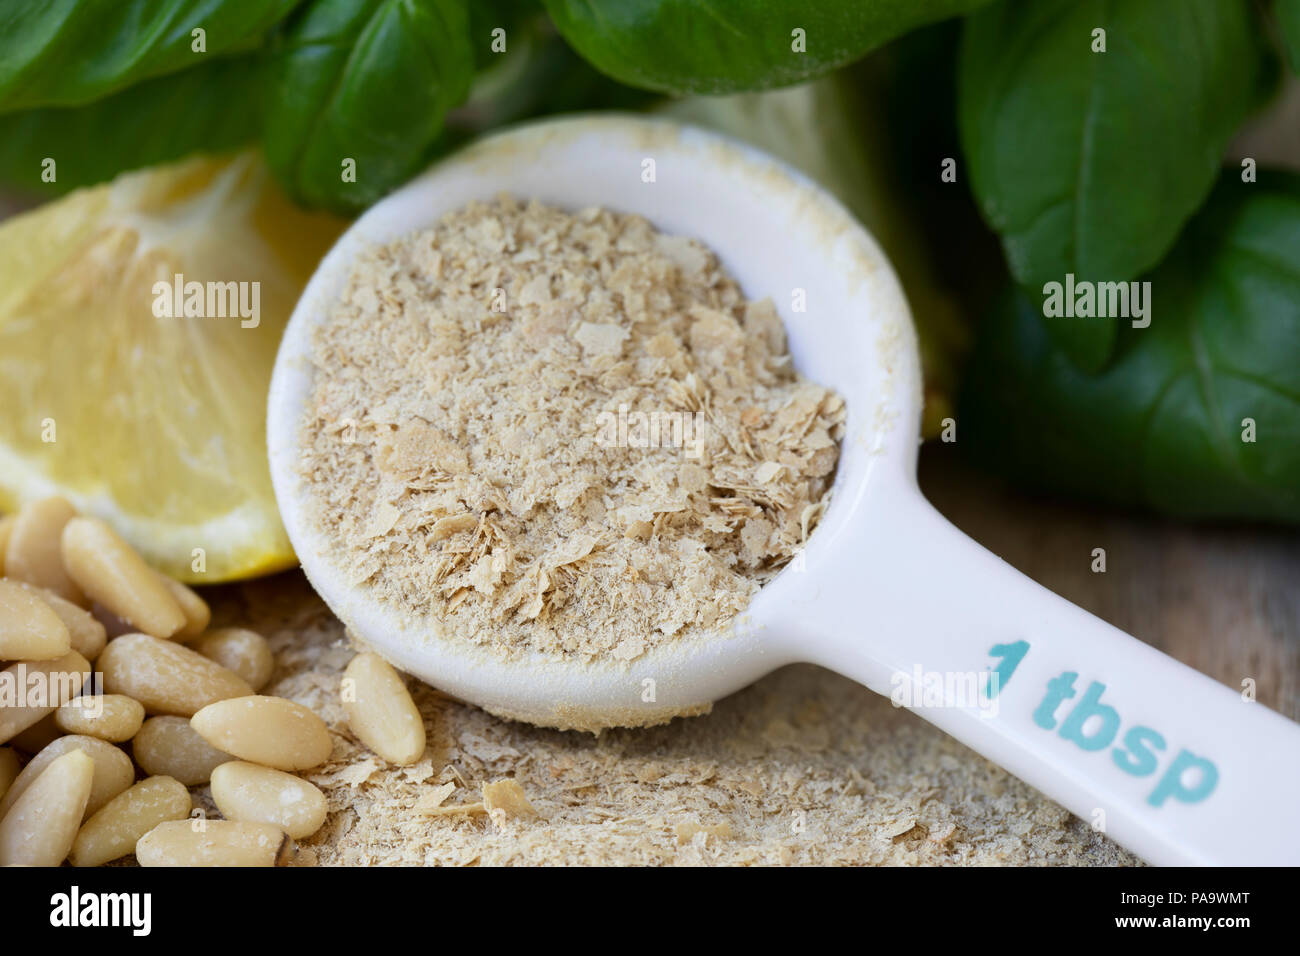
[0,56,263,197]
[263,0,474,212]
[466,0,541,68]
[958,173,1300,524]
[541,0,993,95]
[959,0,1275,371]
[1280,0,1300,73]
[0,0,298,112]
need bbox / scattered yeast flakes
[422,802,486,818]
[675,821,733,844]
[412,781,456,814]
[300,197,845,664]
[482,778,537,820]
[229,572,1143,867]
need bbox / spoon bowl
[268,115,1300,865]
[269,115,915,729]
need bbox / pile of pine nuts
[0,496,427,867]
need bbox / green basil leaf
[959,0,1275,371]
[466,0,541,68]
[958,172,1300,525]
[0,0,298,112]
[263,0,474,213]
[541,0,993,95]
[1280,0,1300,73]
[0,56,263,197]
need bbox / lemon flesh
[0,153,345,582]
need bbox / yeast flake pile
[301,197,844,664]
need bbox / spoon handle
[786,489,1300,865]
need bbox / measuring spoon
[267,115,1300,866]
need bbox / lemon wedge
[0,153,345,582]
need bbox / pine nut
[136,819,293,867]
[0,746,18,802]
[192,627,274,691]
[98,633,252,716]
[3,497,84,604]
[61,517,185,638]
[191,696,332,771]
[0,514,13,577]
[133,716,232,785]
[157,573,210,639]
[20,584,107,660]
[0,749,94,868]
[342,653,426,765]
[0,734,134,821]
[70,776,191,868]
[210,762,328,839]
[0,650,91,744]
[0,748,94,866]
[0,578,71,660]
[55,694,145,742]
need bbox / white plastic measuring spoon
[268,115,1300,866]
